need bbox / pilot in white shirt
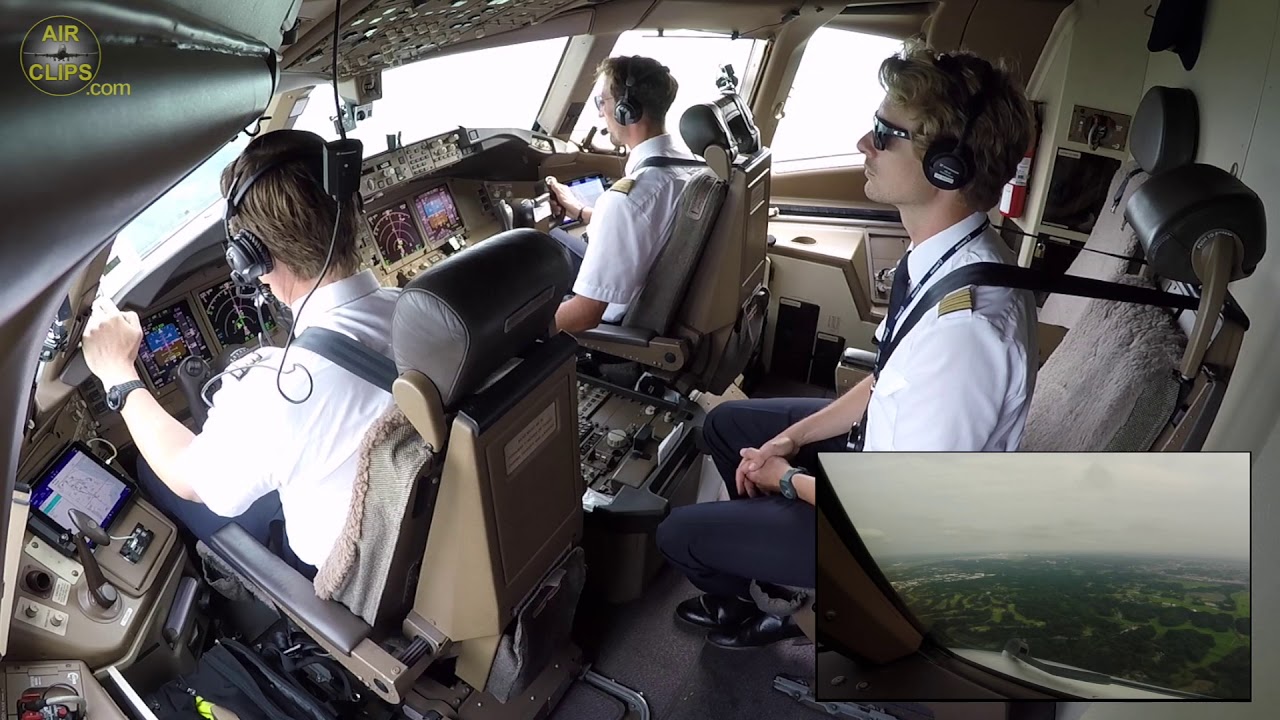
[655,43,1039,650]
[82,129,399,573]
[864,210,1037,451]
[547,55,699,333]
[178,270,398,567]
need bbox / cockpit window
[770,26,902,164]
[568,30,764,152]
[291,37,570,156]
[827,453,1250,699]
[101,125,257,299]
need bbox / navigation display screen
[413,185,465,250]
[198,279,276,348]
[31,443,134,544]
[367,202,427,265]
[137,298,213,389]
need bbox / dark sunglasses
[872,115,912,151]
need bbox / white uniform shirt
[573,134,701,323]
[179,270,400,566]
[863,212,1038,451]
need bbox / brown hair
[879,38,1034,210]
[219,129,362,280]
[597,55,679,124]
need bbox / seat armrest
[841,347,876,371]
[577,325,657,347]
[208,523,372,655]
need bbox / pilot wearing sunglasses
[656,40,1040,649]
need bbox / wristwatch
[105,380,147,412]
[779,466,806,500]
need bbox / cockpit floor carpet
[553,566,821,719]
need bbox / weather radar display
[367,202,426,265]
[198,280,276,348]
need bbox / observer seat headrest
[679,93,761,180]
[392,229,572,407]
[1131,86,1199,175]
[1125,163,1266,284]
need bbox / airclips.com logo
[21,16,129,97]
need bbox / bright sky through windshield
[293,37,569,155]
[825,452,1248,560]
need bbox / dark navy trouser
[550,227,587,286]
[656,398,853,599]
[135,457,317,580]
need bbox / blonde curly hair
[879,39,1034,210]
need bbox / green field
[887,554,1250,699]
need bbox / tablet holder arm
[70,509,118,609]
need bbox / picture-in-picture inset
[816,452,1250,703]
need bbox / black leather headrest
[1131,86,1198,175]
[392,229,571,407]
[680,93,761,170]
[1125,164,1266,284]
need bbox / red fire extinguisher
[1001,106,1040,219]
[1000,139,1035,219]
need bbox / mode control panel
[361,129,474,201]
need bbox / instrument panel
[131,275,279,393]
[136,299,213,390]
[197,280,277,348]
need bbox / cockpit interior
[2,1,1273,719]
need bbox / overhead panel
[285,0,584,78]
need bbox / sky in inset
[822,453,1249,561]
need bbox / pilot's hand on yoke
[83,297,143,388]
[545,175,584,223]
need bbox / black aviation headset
[223,135,361,288]
[610,58,672,127]
[216,131,363,405]
[921,54,996,192]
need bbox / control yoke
[69,509,119,609]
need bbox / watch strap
[109,380,147,410]
[780,466,806,499]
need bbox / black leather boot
[706,612,804,649]
[675,594,760,630]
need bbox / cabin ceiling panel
[283,0,591,76]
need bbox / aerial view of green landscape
[882,554,1250,698]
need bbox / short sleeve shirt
[573,134,701,323]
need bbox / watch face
[106,387,121,410]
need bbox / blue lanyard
[880,219,990,350]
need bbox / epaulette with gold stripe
[938,287,974,316]
[609,178,635,195]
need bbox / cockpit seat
[1038,85,1199,329]
[208,228,590,711]
[1022,161,1265,451]
[576,92,772,396]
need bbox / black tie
[874,251,911,381]
[888,251,911,320]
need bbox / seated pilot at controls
[546,55,701,333]
[81,129,400,577]
[657,41,1038,648]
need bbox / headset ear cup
[226,231,273,286]
[923,138,972,191]
[614,97,640,126]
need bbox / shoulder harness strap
[291,327,398,393]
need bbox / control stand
[576,374,705,603]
